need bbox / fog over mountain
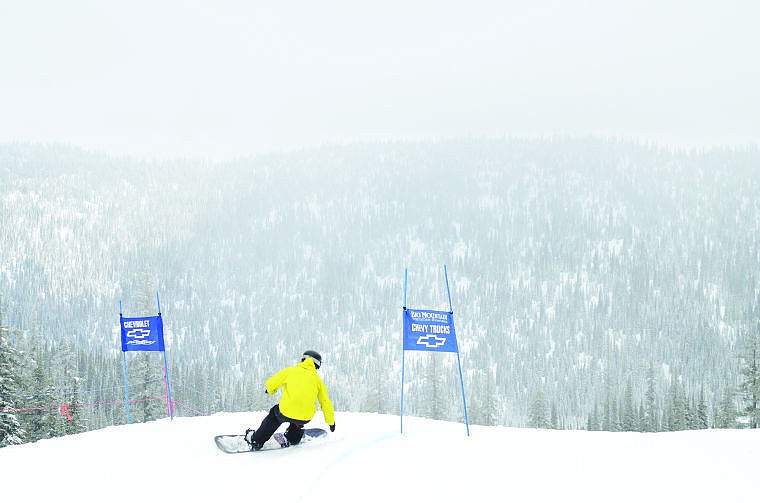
[2,139,758,437]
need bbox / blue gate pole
[444,265,470,436]
[400,268,408,434]
[123,353,130,424]
[163,351,174,420]
[120,300,131,425]
[156,292,174,420]
[456,350,471,436]
[122,352,130,424]
[401,351,406,434]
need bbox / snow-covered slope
[1,412,757,502]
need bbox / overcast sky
[1,0,758,159]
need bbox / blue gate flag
[403,308,458,353]
[120,315,165,352]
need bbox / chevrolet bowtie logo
[416,334,446,348]
[126,328,151,339]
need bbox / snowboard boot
[285,424,305,446]
[244,429,262,451]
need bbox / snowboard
[214,427,327,454]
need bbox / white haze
[1,0,758,159]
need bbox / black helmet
[301,350,322,369]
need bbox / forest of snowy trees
[1,139,759,446]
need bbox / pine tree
[685,397,697,430]
[203,361,223,414]
[0,305,25,447]
[132,352,165,422]
[621,378,636,431]
[587,399,600,431]
[26,351,59,441]
[527,390,550,428]
[55,339,85,436]
[245,375,268,413]
[738,337,760,428]
[666,374,687,431]
[602,391,619,432]
[715,386,738,429]
[609,397,620,431]
[376,363,397,416]
[550,401,559,429]
[361,358,382,414]
[469,365,499,426]
[21,322,59,441]
[422,353,445,420]
[126,273,165,423]
[643,363,659,432]
[695,387,709,429]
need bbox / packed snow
[1,411,758,502]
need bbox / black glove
[329,423,335,432]
[264,387,268,394]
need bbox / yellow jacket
[265,357,335,425]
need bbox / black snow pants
[251,404,309,446]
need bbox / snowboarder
[245,350,335,450]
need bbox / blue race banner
[403,308,458,353]
[120,315,165,352]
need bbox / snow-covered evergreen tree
[550,401,559,429]
[602,390,619,432]
[620,378,636,431]
[55,339,85,436]
[738,337,759,428]
[0,304,24,447]
[715,386,739,429]
[422,353,445,420]
[694,387,709,429]
[643,363,659,432]
[361,357,395,416]
[527,391,550,428]
[665,374,688,431]
[126,273,165,423]
[26,350,59,441]
[586,399,600,431]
